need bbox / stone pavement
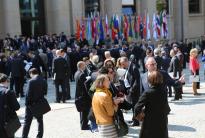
[15,66,205,138]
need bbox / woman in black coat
[134,71,169,138]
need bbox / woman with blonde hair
[92,74,123,138]
[189,48,200,95]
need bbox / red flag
[143,14,147,39]
[123,15,128,39]
[76,19,81,41]
[91,17,96,39]
[81,19,86,40]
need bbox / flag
[86,17,92,41]
[128,15,133,38]
[91,17,96,39]
[143,13,147,39]
[105,14,109,35]
[123,15,129,39]
[134,16,138,38]
[76,19,81,41]
[146,13,151,40]
[115,15,120,38]
[162,10,168,39]
[81,19,86,40]
[99,18,104,41]
[156,14,161,38]
[152,13,157,40]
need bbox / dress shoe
[171,98,179,101]
[55,100,60,103]
[20,94,25,98]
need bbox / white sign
[122,0,134,5]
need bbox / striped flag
[75,19,81,41]
[152,13,157,40]
[156,14,161,38]
[105,14,109,35]
[146,13,151,40]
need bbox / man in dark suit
[141,57,185,97]
[22,68,47,138]
[53,50,69,103]
[123,56,141,126]
[74,61,91,130]
[60,49,71,100]
[9,51,25,97]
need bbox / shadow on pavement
[168,124,196,132]
[172,98,205,105]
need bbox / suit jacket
[25,75,47,106]
[74,70,91,110]
[134,86,169,138]
[141,70,181,93]
[10,57,25,77]
[126,62,141,104]
[0,86,20,128]
[53,56,69,80]
[168,56,180,78]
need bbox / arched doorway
[19,0,45,36]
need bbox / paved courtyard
[15,66,205,138]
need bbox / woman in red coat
[189,48,200,95]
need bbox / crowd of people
[0,32,205,138]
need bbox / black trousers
[80,110,89,130]
[13,76,24,96]
[22,107,43,138]
[65,76,71,99]
[54,79,66,102]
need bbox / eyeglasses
[147,63,157,66]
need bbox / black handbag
[114,112,129,137]
[3,90,21,137]
[29,97,51,117]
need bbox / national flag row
[75,11,168,42]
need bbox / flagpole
[169,0,172,42]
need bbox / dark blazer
[74,70,91,110]
[141,70,181,92]
[53,56,69,80]
[25,75,47,106]
[0,86,20,137]
[154,56,163,70]
[134,86,169,138]
[126,62,141,105]
[10,57,25,77]
[168,56,180,78]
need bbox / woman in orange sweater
[189,48,200,95]
[92,74,123,138]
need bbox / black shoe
[55,100,60,103]
[20,95,25,98]
[67,96,71,100]
[81,126,90,130]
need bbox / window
[19,0,45,36]
[85,0,100,17]
[156,0,169,14]
[122,0,136,15]
[189,0,200,14]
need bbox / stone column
[1,0,21,37]
[45,0,71,35]
[0,0,4,38]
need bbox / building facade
[0,0,204,41]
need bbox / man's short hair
[29,68,39,75]
[0,73,8,83]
